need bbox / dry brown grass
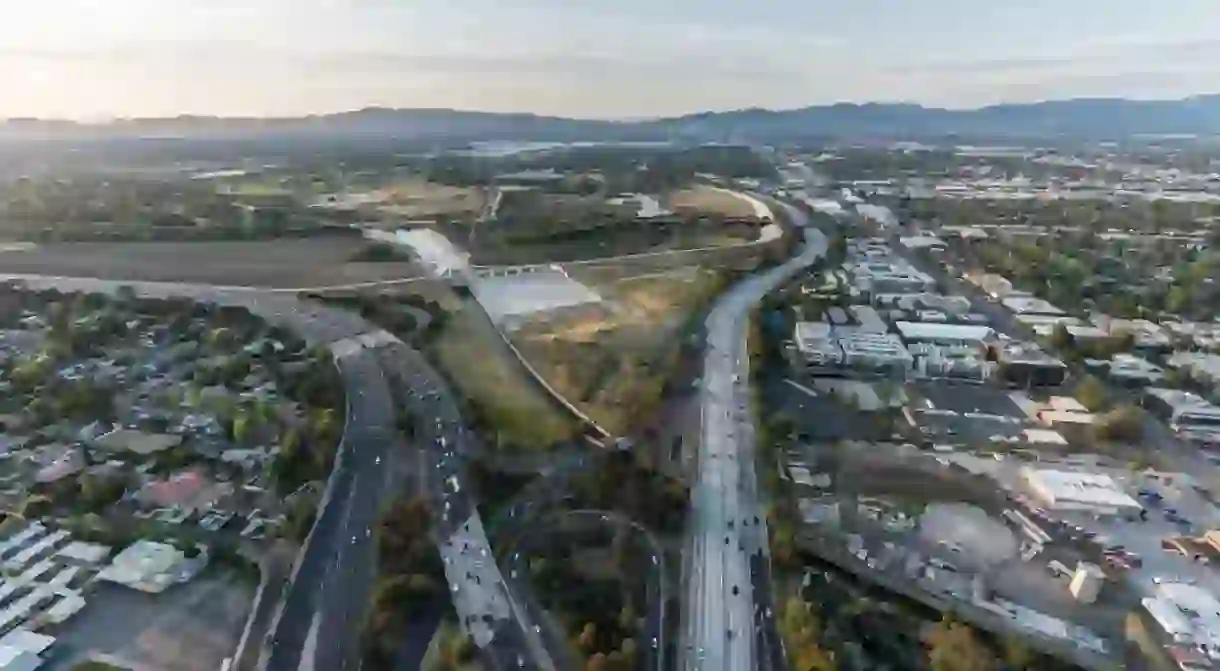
[664,186,757,218]
[433,303,579,449]
[377,181,488,219]
[511,269,726,434]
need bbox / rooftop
[93,429,182,455]
[1002,296,1066,316]
[97,540,191,594]
[894,321,995,344]
[1022,468,1141,511]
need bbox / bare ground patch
[0,238,423,288]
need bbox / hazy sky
[5,0,1220,119]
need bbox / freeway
[683,201,827,671]
[375,341,556,671]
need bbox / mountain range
[6,96,1220,142]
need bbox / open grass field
[511,268,726,434]
[664,186,759,218]
[376,181,488,220]
[0,238,423,288]
[432,301,580,450]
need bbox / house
[136,470,232,513]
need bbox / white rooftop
[98,540,186,594]
[1022,468,1141,511]
[1002,296,1066,316]
[894,321,995,343]
[471,267,602,326]
[0,629,53,656]
[1144,583,1220,657]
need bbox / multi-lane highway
[375,335,555,670]
[683,201,828,671]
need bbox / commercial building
[837,330,913,376]
[98,540,202,594]
[908,342,996,382]
[1002,296,1066,316]
[895,322,995,347]
[1091,316,1172,351]
[1104,353,1166,386]
[792,323,913,376]
[846,260,937,295]
[848,306,888,334]
[1143,582,1220,662]
[1069,563,1105,604]
[966,272,1024,300]
[792,322,842,366]
[1144,388,1220,442]
[873,292,973,316]
[1168,352,1220,391]
[995,342,1068,387]
[1018,468,1142,515]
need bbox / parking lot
[44,573,253,671]
[910,381,1027,419]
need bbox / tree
[923,617,997,671]
[1000,635,1037,671]
[1094,404,1144,443]
[577,622,598,652]
[585,653,608,671]
[1049,323,1075,352]
[1075,375,1107,412]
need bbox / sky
[4,0,1220,119]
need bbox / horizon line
[4,92,1220,125]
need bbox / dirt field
[376,181,488,219]
[0,239,423,288]
[664,186,758,218]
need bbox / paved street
[683,201,827,671]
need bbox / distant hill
[6,96,1220,142]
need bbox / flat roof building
[996,342,1067,387]
[1105,353,1165,385]
[792,322,842,367]
[1143,582,1220,661]
[849,306,888,334]
[98,540,194,594]
[1002,296,1066,316]
[1145,388,1220,442]
[837,331,913,374]
[1019,468,1142,515]
[895,321,995,346]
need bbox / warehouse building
[1144,388,1220,442]
[792,322,913,376]
[1142,582,1220,662]
[895,322,995,347]
[1018,468,1142,516]
[996,342,1068,387]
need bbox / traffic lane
[684,224,825,669]
[265,353,388,671]
[309,355,398,669]
[377,353,550,666]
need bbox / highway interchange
[0,192,823,671]
[683,201,828,671]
